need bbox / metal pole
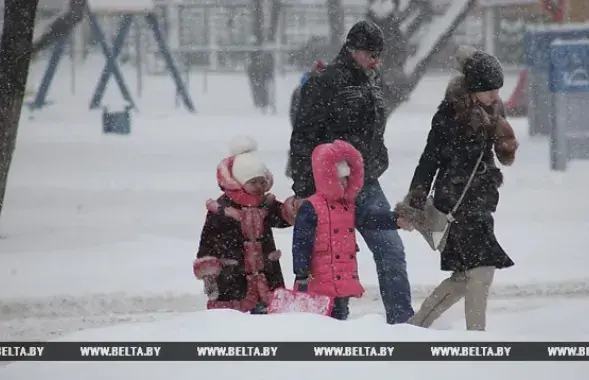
[483,6,495,56]
[203,68,208,93]
[70,29,76,95]
[135,19,143,98]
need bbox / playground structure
[27,0,196,113]
[26,0,571,119]
[24,0,481,119]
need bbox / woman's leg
[464,266,495,331]
[408,271,468,328]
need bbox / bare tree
[247,0,281,112]
[326,0,345,51]
[0,0,40,220]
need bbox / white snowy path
[3,311,589,380]
[1,61,589,341]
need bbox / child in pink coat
[292,140,412,320]
[291,140,364,320]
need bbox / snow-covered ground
[1,55,589,356]
[2,310,589,379]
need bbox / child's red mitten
[193,257,222,300]
[206,199,241,220]
[193,256,222,279]
[203,277,220,300]
[267,250,282,261]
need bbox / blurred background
[14,0,589,116]
[21,0,589,72]
[2,0,589,343]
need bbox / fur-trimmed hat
[454,45,504,93]
[228,136,269,185]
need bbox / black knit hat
[461,50,504,93]
[345,20,384,53]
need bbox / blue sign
[525,25,589,70]
[550,40,589,93]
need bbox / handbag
[417,149,485,252]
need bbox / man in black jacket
[289,20,414,324]
[286,60,326,178]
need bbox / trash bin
[102,105,132,135]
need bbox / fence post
[549,38,589,171]
[523,27,538,135]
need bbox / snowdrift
[1,310,587,380]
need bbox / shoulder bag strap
[447,148,485,222]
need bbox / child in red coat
[193,136,298,314]
[291,140,364,320]
[292,140,412,320]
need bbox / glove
[203,276,219,300]
[396,215,415,231]
[294,277,309,292]
[281,196,303,225]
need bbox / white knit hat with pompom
[229,135,258,156]
[229,135,269,185]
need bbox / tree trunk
[326,0,345,50]
[247,0,276,111]
[0,0,40,220]
[251,0,265,45]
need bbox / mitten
[494,117,518,166]
[267,250,282,261]
[193,256,222,279]
[281,196,303,225]
[193,257,222,300]
[206,199,241,220]
[394,195,427,230]
[203,276,219,300]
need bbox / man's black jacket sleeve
[289,74,334,197]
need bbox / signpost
[549,38,589,170]
[524,23,589,136]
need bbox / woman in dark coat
[396,46,518,331]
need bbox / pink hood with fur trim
[311,140,364,201]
